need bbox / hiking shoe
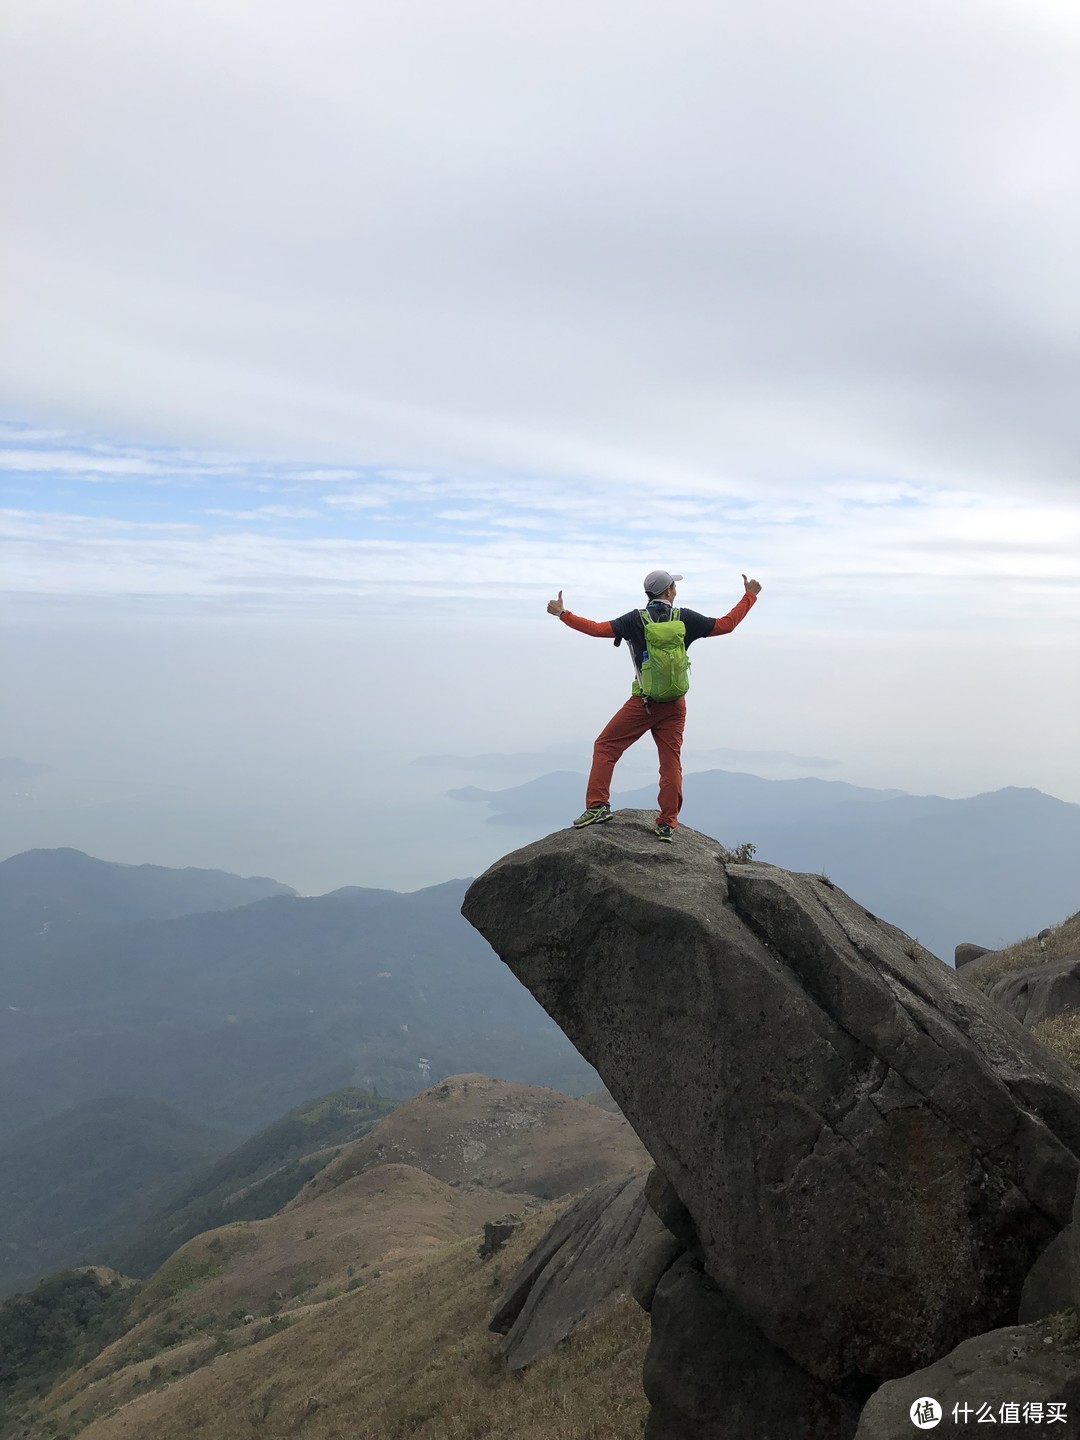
[573,804,614,828]
[654,823,674,843]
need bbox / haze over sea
[2,0,1078,898]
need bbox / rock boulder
[462,813,1080,1403]
[986,955,1080,1029]
[854,1312,1080,1439]
[645,1255,861,1440]
[490,1171,672,1369]
[955,942,991,969]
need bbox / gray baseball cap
[643,569,683,596]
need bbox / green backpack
[632,608,690,701]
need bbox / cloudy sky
[1,0,1078,891]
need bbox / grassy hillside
[102,1162,541,1358]
[29,1213,650,1440]
[298,1074,652,1203]
[967,908,1080,991]
[108,1087,396,1278]
[959,908,1080,1078]
[4,1073,656,1438]
[0,1099,236,1298]
[583,1087,623,1115]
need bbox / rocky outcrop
[478,1215,523,1258]
[1018,1227,1074,1323]
[463,812,1080,1436]
[986,954,1080,1028]
[489,1171,675,1369]
[854,1312,1080,1439]
[645,1255,860,1439]
[955,942,991,969]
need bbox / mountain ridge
[0,847,295,940]
[0,863,598,1146]
[450,770,1080,958]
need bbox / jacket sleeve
[559,610,616,638]
[708,592,757,636]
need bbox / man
[547,569,762,842]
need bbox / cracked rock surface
[985,955,1080,1029]
[854,1311,1080,1439]
[462,812,1080,1397]
[489,1171,675,1369]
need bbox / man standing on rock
[547,570,762,842]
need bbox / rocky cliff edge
[462,811,1080,1434]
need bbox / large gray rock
[1019,1228,1074,1324]
[490,1171,674,1369]
[462,813,1080,1394]
[955,942,991,969]
[644,1254,860,1440]
[643,1165,702,1259]
[986,954,1080,1028]
[855,1313,1080,1439]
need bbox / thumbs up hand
[547,590,566,615]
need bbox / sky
[1,0,1078,893]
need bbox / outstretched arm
[546,590,615,638]
[707,574,762,636]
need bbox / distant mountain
[0,1098,235,1297]
[447,768,908,830]
[451,770,1080,960]
[0,865,598,1142]
[108,1087,397,1279]
[0,846,295,952]
[0,756,55,784]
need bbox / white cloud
[4,479,1077,640]
[1,0,1076,499]
[3,0,1079,881]
[324,489,394,511]
[0,449,172,477]
[204,505,324,521]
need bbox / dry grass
[967,909,1080,992]
[40,1212,650,1440]
[1031,1013,1080,1073]
[12,1078,655,1440]
[582,1089,622,1116]
[51,1163,543,1396]
[297,1074,651,1205]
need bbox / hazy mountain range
[0,1085,399,1297]
[2,771,1075,1299]
[0,848,597,1148]
[449,769,1080,961]
[0,846,295,944]
[0,1097,238,1296]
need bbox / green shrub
[0,1271,134,1418]
[140,1251,221,1305]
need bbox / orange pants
[586,695,685,828]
